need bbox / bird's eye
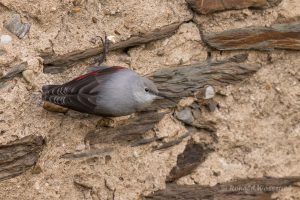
[145,88,149,92]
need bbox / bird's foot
[95,33,110,66]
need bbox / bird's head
[132,76,173,107]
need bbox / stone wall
[0,0,299,199]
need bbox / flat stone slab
[145,177,300,199]
[202,22,300,51]
[0,135,45,181]
[166,140,213,182]
[186,0,282,14]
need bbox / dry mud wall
[0,0,300,199]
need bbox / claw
[96,33,110,66]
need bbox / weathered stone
[4,14,31,38]
[186,0,282,14]
[0,135,45,181]
[61,147,114,160]
[203,99,219,112]
[175,108,194,125]
[166,140,213,182]
[145,177,300,199]
[195,85,215,100]
[22,70,35,84]
[0,62,27,83]
[202,22,300,51]
[85,112,167,146]
[31,165,43,175]
[148,54,259,107]
[193,120,217,133]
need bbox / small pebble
[196,85,215,100]
[156,49,165,56]
[204,85,215,99]
[31,165,43,174]
[191,107,201,119]
[133,150,139,158]
[34,182,41,192]
[206,100,218,112]
[92,17,98,23]
[114,30,121,35]
[4,14,31,38]
[190,102,200,109]
[107,35,116,43]
[175,107,194,125]
[72,7,81,13]
[0,35,12,44]
[43,101,69,113]
[22,69,34,83]
[105,155,112,164]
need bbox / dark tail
[42,85,61,92]
[42,85,60,100]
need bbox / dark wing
[42,66,126,114]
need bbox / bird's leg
[95,34,110,66]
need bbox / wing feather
[42,66,126,114]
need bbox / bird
[42,36,173,117]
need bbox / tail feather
[42,85,60,92]
[42,85,61,100]
[44,95,67,105]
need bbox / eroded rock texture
[1,0,300,199]
[203,22,300,51]
[166,140,213,182]
[145,177,300,200]
[150,54,260,97]
[186,0,282,14]
[0,135,44,181]
[85,112,168,146]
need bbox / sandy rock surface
[0,0,299,199]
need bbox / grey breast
[93,69,140,116]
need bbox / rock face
[0,135,44,181]
[150,54,259,98]
[0,62,27,84]
[146,177,300,199]
[0,0,300,199]
[186,0,282,14]
[203,22,300,50]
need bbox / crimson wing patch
[75,66,126,81]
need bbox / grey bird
[42,36,172,116]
